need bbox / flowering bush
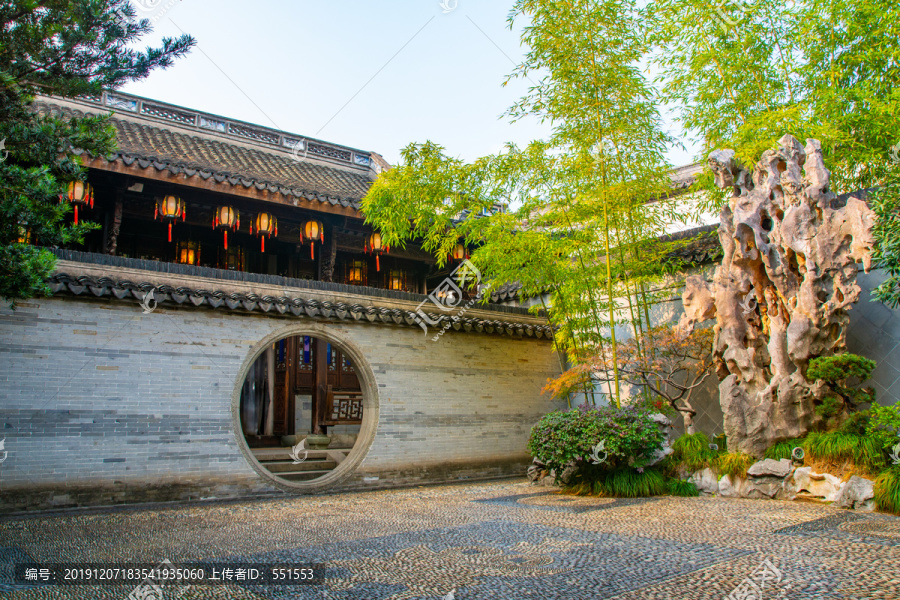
[527,404,666,484]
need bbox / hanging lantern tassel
[376,253,380,272]
[168,222,173,243]
[261,236,265,253]
[214,206,239,252]
[63,181,94,226]
[310,241,315,260]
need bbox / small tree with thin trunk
[544,325,714,433]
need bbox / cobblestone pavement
[1,480,899,599]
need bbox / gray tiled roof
[34,96,375,210]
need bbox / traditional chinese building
[0,91,564,511]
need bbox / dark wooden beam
[321,222,337,283]
[106,195,123,256]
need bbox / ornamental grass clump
[874,468,900,515]
[712,452,756,479]
[764,439,804,461]
[803,431,886,473]
[666,478,700,497]
[597,468,667,498]
[527,404,666,490]
[668,432,716,473]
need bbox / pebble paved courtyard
[1,480,899,599]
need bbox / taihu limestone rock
[833,475,876,511]
[680,135,876,456]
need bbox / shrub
[713,452,756,479]
[627,394,676,420]
[527,404,666,485]
[840,410,871,436]
[874,468,900,515]
[669,432,716,473]
[667,478,700,497]
[867,402,900,455]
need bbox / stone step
[251,447,351,461]
[265,460,338,473]
[277,470,335,481]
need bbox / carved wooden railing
[322,385,363,426]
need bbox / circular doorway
[231,325,379,492]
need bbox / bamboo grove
[361,0,705,408]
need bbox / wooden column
[278,336,297,436]
[106,196,123,255]
[321,223,337,283]
[311,337,329,434]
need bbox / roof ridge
[34,98,372,209]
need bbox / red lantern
[302,220,324,259]
[155,195,185,242]
[62,181,94,225]
[365,232,389,272]
[213,206,239,250]
[250,212,277,252]
[450,243,468,261]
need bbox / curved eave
[48,273,556,340]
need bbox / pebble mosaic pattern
[0,481,898,599]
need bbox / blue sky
[123,0,700,167]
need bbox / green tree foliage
[871,178,900,307]
[544,325,714,433]
[0,0,194,305]
[362,1,703,406]
[648,0,900,195]
[648,0,900,299]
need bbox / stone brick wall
[846,269,900,406]
[0,295,563,511]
